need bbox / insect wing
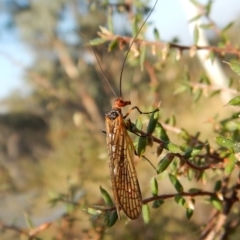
[105,109,142,219]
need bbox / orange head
[113,98,131,109]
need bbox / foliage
[1,0,240,239]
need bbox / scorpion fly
[91,0,159,220]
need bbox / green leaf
[174,195,186,207]
[137,136,147,156]
[147,110,159,134]
[107,10,114,33]
[214,180,222,191]
[199,23,213,29]
[164,142,182,153]
[24,213,34,229]
[142,204,150,224]
[193,89,202,102]
[153,28,160,40]
[174,85,188,95]
[157,153,174,174]
[186,208,194,219]
[89,38,107,46]
[135,117,143,130]
[194,25,199,45]
[210,90,221,98]
[156,145,164,157]
[169,174,184,193]
[87,207,101,216]
[108,38,119,52]
[191,145,203,157]
[189,0,201,8]
[100,186,113,206]
[152,200,164,208]
[140,45,146,71]
[215,136,234,149]
[150,177,158,196]
[233,142,240,153]
[189,13,202,22]
[210,197,222,211]
[222,21,234,32]
[223,59,240,75]
[205,0,213,16]
[105,210,118,227]
[227,96,240,106]
[155,122,169,142]
[188,188,202,193]
[225,153,236,175]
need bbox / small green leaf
[107,11,114,33]
[153,28,160,40]
[210,197,222,211]
[205,0,213,16]
[194,25,199,45]
[140,45,146,71]
[233,142,240,153]
[87,207,101,216]
[199,23,213,29]
[147,110,159,134]
[135,117,143,130]
[169,174,184,193]
[108,38,118,52]
[152,200,164,208]
[191,145,203,157]
[225,153,236,175]
[157,153,174,174]
[189,13,202,22]
[142,204,150,224]
[156,145,164,157]
[186,208,194,219]
[105,210,118,227]
[174,85,188,95]
[100,186,113,206]
[215,136,234,149]
[210,90,221,98]
[223,59,240,75]
[188,188,202,193]
[227,96,240,106]
[189,0,201,8]
[222,21,234,32]
[187,168,194,181]
[193,89,202,102]
[150,177,158,196]
[89,38,107,46]
[164,142,182,153]
[214,180,222,191]
[24,213,34,229]
[137,136,147,156]
[155,122,169,142]
[174,195,186,207]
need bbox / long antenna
[79,32,118,98]
[119,0,158,97]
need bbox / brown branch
[97,191,216,214]
[98,34,240,56]
[142,191,215,204]
[0,221,52,239]
[132,127,221,171]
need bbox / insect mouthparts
[113,98,131,109]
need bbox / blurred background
[0,0,240,239]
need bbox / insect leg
[123,106,159,119]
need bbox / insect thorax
[105,108,122,121]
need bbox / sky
[0,0,239,101]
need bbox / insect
[90,0,159,219]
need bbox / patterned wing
[106,109,142,219]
